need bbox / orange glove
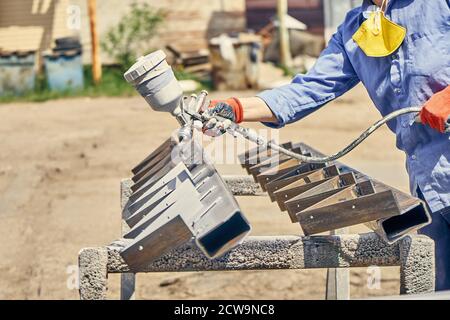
[200,97,244,137]
[419,86,450,133]
[206,98,244,124]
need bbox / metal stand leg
[325,227,350,300]
[120,273,136,300]
[120,179,136,300]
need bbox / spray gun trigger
[193,120,204,130]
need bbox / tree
[101,3,164,70]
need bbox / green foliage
[0,67,214,104]
[278,63,298,77]
[173,68,213,91]
[0,65,136,103]
[0,3,165,104]
[82,65,136,97]
[101,3,165,71]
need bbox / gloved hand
[201,97,244,137]
[419,86,450,133]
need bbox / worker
[201,0,450,291]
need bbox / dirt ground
[0,84,410,299]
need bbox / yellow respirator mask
[352,1,406,58]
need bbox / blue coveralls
[256,0,450,290]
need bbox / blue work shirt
[257,0,450,212]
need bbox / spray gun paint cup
[124,50,183,117]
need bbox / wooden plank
[298,190,401,235]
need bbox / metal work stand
[78,176,435,300]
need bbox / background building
[246,0,325,35]
[0,0,246,64]
[0,0,359,65]
[0,0,74,67]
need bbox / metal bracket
[237,141,431,244]
[119,138,251,270]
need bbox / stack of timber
[209,32,263,90]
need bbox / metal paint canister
[124,50,183,116]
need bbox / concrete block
[78,247,108,300]
[106,233,402,273]
[222,175,264,196]
[79,233,435,299]
[399,235,435,294]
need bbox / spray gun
[123,50,194,140]
[125,50,447,164]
